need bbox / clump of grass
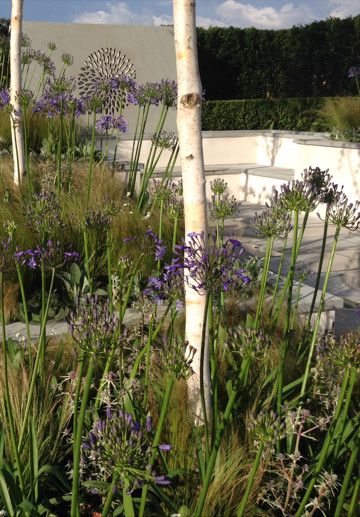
[320,97,360,142]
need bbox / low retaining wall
[115,130,360,204]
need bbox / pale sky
[1,1,359,29]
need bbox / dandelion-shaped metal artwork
[78,48,136,114]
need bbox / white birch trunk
[173,0,210,417]
[10,0,26,184]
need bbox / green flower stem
[295,367,351,517]
[83,228,93,294]
[277,211,299,416]
[40,262,47,373]
[334,436,359,517]
[172,214,179,252]
[273,211,309,325]
[107,232,112,304]
[194,384,238,517]
[236,442,265,516]
[16,264,32,372]
[300,225,341,399]
[348,477,360,516]
[101,473,120,517]
[270,234,288,316]
[138,376,175,517]
[56,103,64,195]
[71,356,95,517]
[130,104,150,196]
[0,272,25,496]
[18,267,55,451]
[307,209,329,326]
[285,210,299,335]
[72,351,85,440]
[333,366,357,459]
[143,316,155,409]
[254,236,274,329]
[200,293,211,457]
[22,107,32,193]
[86,111,97,208]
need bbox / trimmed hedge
[197,16,360,100]
[201,97,334,132]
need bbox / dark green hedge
[201,97,334,132]
[197,16,360,100]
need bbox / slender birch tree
[10,0,26,184]
[173,0,210,416]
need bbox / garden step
[154,163,294,205]
[1,306,166,344]
[304,308,360,337]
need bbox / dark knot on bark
[180,93,201,109]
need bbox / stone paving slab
[224,203,360,310]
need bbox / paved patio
[226,203,360,308]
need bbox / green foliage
[320,96,360,141]
[202,97,333,132]
[197,15,360,100]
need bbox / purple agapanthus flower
[95,114,128,133]
[14,241,79,269]
[0,89,10,109]
[348,66,360,78]
[146,229,167,261]
[170,231,249,294]
[80,408,171,495]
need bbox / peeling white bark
[173,0,210,417]
[10,0,26,184]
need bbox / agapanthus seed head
[69,295,119,356]
[253,203,291,238]
[210,178,227,195]
[328,191,360,230]
[278,180,318,213]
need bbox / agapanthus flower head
[226,326,271,366]
[47,41,57,51]
[85,203,119,230]
[24,189,62,241]
[21,34,31,48]
[0,89,10,110]
[21,48,55,76]
[278,180,318,213]
[81,408,171,496]
[157,78,177,108]
[320,332,360,369]
[144,260,184,306]
[249,410,285,448]
[69,294,119,356]
[146,229,167,261]
[127,81,161,107]
[172,231,250,294]
[14,240,79,270]
[95,114,128,133]
[151,180,173,203]
[209,192,241,220]
[253,202,291,239]
[33,77,78,117]
[348,66,360,78]
[168,198,184,220]
[61,52,74,66]
[210,178,228,196]
[328,191,360,230]
[151,130,178,151]
[321,182,343,206]
[161,337,195,380]
[302,166,332,202]
[16,88,34,108]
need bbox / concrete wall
[115,131,360,204]
[22,21,177,135]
